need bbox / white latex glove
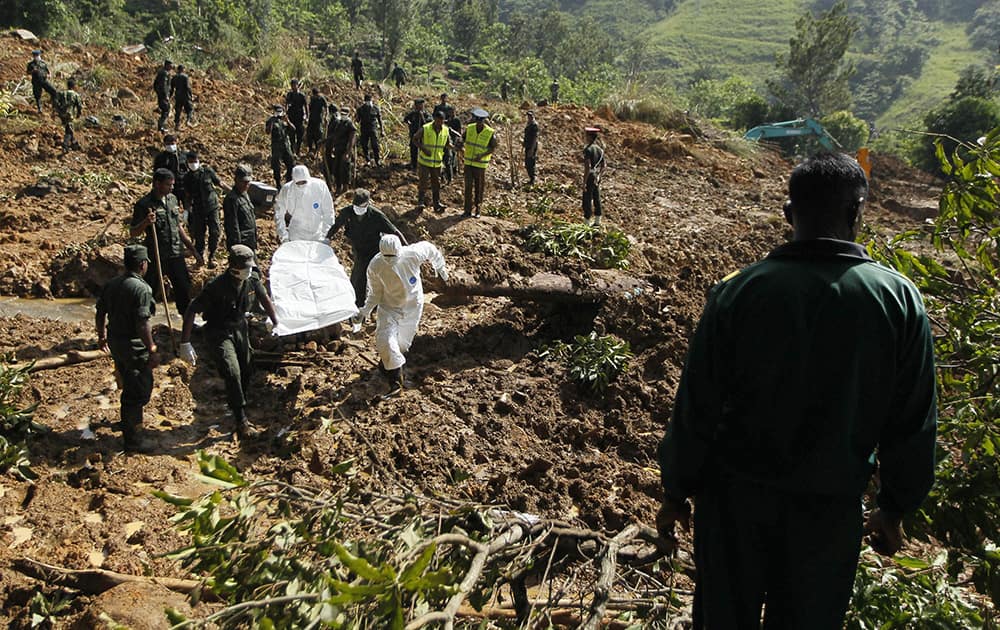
[180,342,197,366]
[437,266,449,282]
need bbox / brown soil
[0,36,940,626]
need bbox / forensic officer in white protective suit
[357,234,448,398]
[274,164,334,242]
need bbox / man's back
[677,239,936,505]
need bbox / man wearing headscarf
[357,235,448,398]
[274,165,334,243]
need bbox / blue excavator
[743,118,840,150]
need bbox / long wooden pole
[148,224,177,355]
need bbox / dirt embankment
[0,35,938,626]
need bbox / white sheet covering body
[274,165,334,243]
[270,240,359,336]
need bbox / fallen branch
[581,524,637,630]
[8,349,109,373]
[12,557,210,598]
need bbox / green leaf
[893,556,931,571]
[152,490,195,507]
[400,542,437,588]
[332,543,384,582]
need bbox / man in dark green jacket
[130,169,203,316]
[656,152,937,629]
[180,245,278,438]
[326,188,406,307]
[95,244,157,452]
[26,49,56,113]
[183,151,222,267]
[223,165,258,253]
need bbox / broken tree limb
[425,269,651,304]
[7,349,110,373]
[581,524,637,630]
[12,557,211,598]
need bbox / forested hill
[513,0,994,130]
[2,0,997,161]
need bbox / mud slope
[0,36,936,626]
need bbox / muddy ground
[0,35,944,627]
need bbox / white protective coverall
[274,165,334,242]
[359,236,447,370]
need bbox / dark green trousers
[108,337,153,434]
[692,477,862,629]
[207,325,252,416]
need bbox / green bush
[820,110,869,151]
[607,96,697,134]
[540,331,633,394]
[525,220,631,269]
[914,96,1000,172]
[0,361,42,481]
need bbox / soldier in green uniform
[153,60,173,132]
[581,126,605,226]
[330,106,357,196]
[656,152,937,630]
[180,245,278,438]
[326,188,407,307]
[152,134,187,201]
[306,88,327,156]
[402,99,431,170]
[26,49,56,113]
[130,169,203,316]
[356,93,384,167]
[170,64,194,130]
[549,79,559,103]
[285,78,308,154]
[95,244,156,452]
[351,52,364,90]
[267,105,296,189]
[55,78,83,151]
[183,152,223,268]
[223,165,258,253]
[391,63,407,89]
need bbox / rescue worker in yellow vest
[412,110,451,213]
[463,108,498,218]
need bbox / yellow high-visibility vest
[417,122,448,168]
[464,124,495,168]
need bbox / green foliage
[157,451,505,628]
[914,96,1000,171]
[254,45,321,87]
[607,96,697,133]
[525,220,632,270]
[819,110,869,151]
[540,331,633,394]
[952,65,997,100]
[968,2,1000,50]
[865,129,1000,612]
[767,0,858,117]
[29,591,75,628]
[847,551,985,628]
[688,76,768,129]
[0,361,43,481]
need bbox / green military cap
[234,164,252,182]
[124,244,150,265]
[228,244,255,269]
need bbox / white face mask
[166,144,177,153]
[232,267,251,281]
[353,204,367,216]
[189,162,200,171]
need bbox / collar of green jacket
[767,238,870,262]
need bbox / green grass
[875,23,982,131]
[644,0,806,88]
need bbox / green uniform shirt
[27,59,49,82]
[183,166,221,212]
[328,206,400,259]
[223,189,258,251]
[96,271,154,341]
[131,191,185,261]
[269,118,293,156]
[189,272,267,333]
[658,239,937,514]
[583,143,603,176]
[56,90,82,122]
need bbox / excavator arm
[744,118,838,150]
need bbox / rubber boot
[381,367,403,399]
[234,408,250,440]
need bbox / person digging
[179,245,278,439]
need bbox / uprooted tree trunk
[7,349,110,373]
[12,557,210,598]
[425,269,650,304]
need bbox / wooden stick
[12,557,211,598]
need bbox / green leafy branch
[0,359,44,481]
[539,331,633,394]
[524,220,632,269]
[159,452,676,628]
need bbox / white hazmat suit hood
[274,165,334,242]
[360,239,447,370]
